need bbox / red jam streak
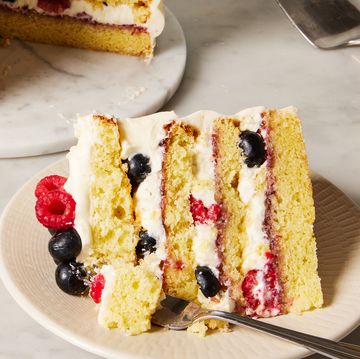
[37,0,71,14]
[0,4,147,34]
[241,252,281,317]
[189,195,221,224]
[175,260,185,270]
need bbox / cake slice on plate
[0,0,164,57]
[34,107,323,335]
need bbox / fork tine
[152,295,205,330]
[159,295,190,314]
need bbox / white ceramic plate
[0,159,360,359]
[0,7,186,158]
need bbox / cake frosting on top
[34,107,323,335]
[0,0,164,56]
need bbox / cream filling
[185,111,235,311]
[237,107,268,272]
[97,265,117,327]
[64,114,98,263]
[190,126,219,276]
[3,0,164,43]
[118,112,176,279]
[236,107,274,315]
[198,290,235,313]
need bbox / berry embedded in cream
[0,0,165,57]
[33,107,323,335]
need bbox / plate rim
[1,158,360,359]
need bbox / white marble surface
[0,0,359,358]
[0,7,186,158]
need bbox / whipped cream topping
[64,114,99,263]
[3,0,164,43]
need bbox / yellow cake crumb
[98,263,162,335]
[267,108,323,313]
[162,123,199,301]
[187,321,208,336]
[0,7,152,56]
[187,320,230,336]
[88,115,137,265]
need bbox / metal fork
[276,0,360,49]
[152,295,360,359]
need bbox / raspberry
[35,175,67,199]
[90,274,105,304]
[189,195,221,224]
[189,195,208,224]
[37,0,71,14]
[242,269,261,312]
[35,190,75,229]
[241,255,282,317]
[207,203,221,222]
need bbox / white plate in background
[0,8,186,158]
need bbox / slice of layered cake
[0,0,164,57]
[34,107,323,335]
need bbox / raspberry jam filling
[37,0,71,14]
[189,195,220,224]
[241,252,281,317]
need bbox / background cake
[34,107,323,335]
[0,0,164,57]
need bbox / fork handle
[198,311,360,359]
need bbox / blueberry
[48,228,82,263]
[195,266,221,298]
[136,231,157,259]
[55,262,88,295]
[127,154,151,188]
[239,130,266,168]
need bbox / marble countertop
[0,0,359,357]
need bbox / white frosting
[97,265,117,327]
[191,131,215,207]
[236,107,281,316]
[118,112,176,279]
[4,0,165,43]
[198,290,235,313]
[192,223,218,276]
[241,188,267,271]
[236,107,269,273]
[186,112,220,277]
[64,114,99,262]
[184,111,237,311]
